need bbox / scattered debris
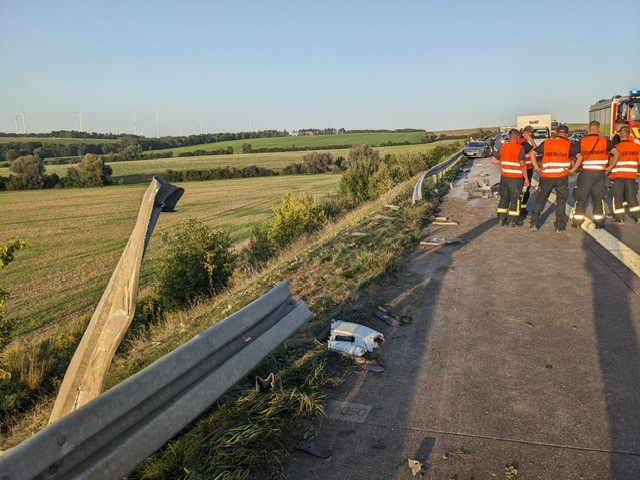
[433,220,459,226]
[477,172,489,177]
[464,180,493,198]
[255,372,275,393]
[349,231,368,237]
[420,237,462,247]
[295,439,332,459]
[385,204,401,210]
[442,449,473,460]
[328,320,384,357]
[504,464,519,478]
[407,459,424,476]
[375,304,412,325]
[353,357,385,372]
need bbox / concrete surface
[285,158,640,479]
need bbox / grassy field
[0,174,341,336]
[0,140,459,183]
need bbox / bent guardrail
[0,280,312,480]
[50,176,184,423]
[412,151,465,204]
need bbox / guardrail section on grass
[0,280,312,480]
[412,151,465,204]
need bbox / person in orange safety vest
[491,129,530,226]
[528,124,582,232]
[517,125,536,217]
[609,126,640,223]
[572,120,619,229]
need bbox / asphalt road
[285,157,640,479]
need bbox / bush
[157,219,236,310]
[240,223,276,271]
[7,155,46,190]
[64,153,113,187]
[268,192,327,248]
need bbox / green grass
[153,132,430,156]
[0,174,341,336]
[0,140,459,183]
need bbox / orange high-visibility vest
[580,135,609,171]
[499,141,525,178]
[517,137,533,168]
[611,140,640,179]
[540,137,572,178]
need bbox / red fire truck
[589,90,640,139]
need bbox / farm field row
[0,174,341,336]
[0,141,459,183]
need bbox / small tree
[8,155,46,190]
[157,219,235,310]
[65,153,113,187]
[268,192,327,248]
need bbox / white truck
[516,114,552,144]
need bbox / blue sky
[1,0,639,135]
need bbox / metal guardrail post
[0,280,312,480]
[49,176,184,424]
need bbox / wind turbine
[147,114,160,138]
[133,115,138,135]
[20,107,26,134]
[67,111,84,132]
[194,121,203,135]
[243,113,254,133]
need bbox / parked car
[462,141,492,158]
[492,133,509,153]
[570,131,587,143]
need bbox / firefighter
[572,121,619,229]
[609,126,640,223]
[491,128,530,226]
[529,124,582,232]
[517,125,536,216]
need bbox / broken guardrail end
[255,372,275,393]
[327,320,384,357]
[420,237,462,247]
[407,459,424,476]
[353,357,385,372]
[295,439,332,459]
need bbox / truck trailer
[516,114,552,143]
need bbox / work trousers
[572,170,606,228]
[520,168,533,215]
[497,176,524,225]
[611,178,640,222]
[530,176,569,229]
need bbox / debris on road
[353,357,385,372]
[432,215,459,226]
[375,304,412,325]
[295,439,332,459]
[407,459,424,476]
[328,320,384,357]
[420,237,462,247]
[464,180,493,198]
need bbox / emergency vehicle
[589,90,640,138]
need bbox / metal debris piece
[420,237,462,247]
[295,439,332,459]
[408,459,424,476]
[374,309,401,327]
[328,320,384,357]
[354,357,385,372]
[377,305,412,324]
[385,204,401,210]
[349,232,368,237]
[255,372,275,392]
[432,220,459,226]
